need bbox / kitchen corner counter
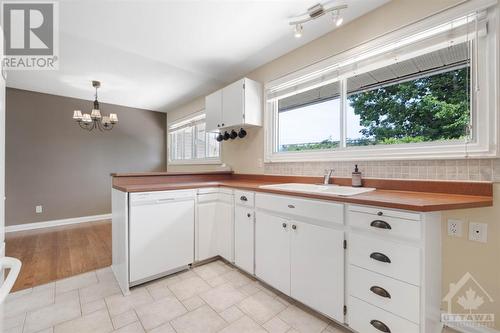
[112,173,493,212]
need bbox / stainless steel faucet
[323,169,334,184]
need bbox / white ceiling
[6,0,389,112]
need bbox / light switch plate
[447,219,463,237]
[469,222,487,243]
[36,205,43,213]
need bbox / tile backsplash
[264,159,500,182]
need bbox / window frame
[167,110,221,165]
[264,0,499,163]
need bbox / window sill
[168,159,222,166]
[265,142,499,163]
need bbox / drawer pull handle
[282,222,287,228]
[370,252,391,263]
[247,213,251,218]
[291,224,297,230]
[370,286,391,298]
[370,320,391,333]
[370,220,392,230]
[240,196,248,201]
[288,204,295,209]
[377,211,383,216]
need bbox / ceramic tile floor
[2,259,459,333]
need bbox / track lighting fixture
[289,2,347,38]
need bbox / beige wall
[167,0,467,174]
[166,0,500,329]
[6,88,166,226]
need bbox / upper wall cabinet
[205,78,262,132]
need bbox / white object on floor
[0,257,22,304]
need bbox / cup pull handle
[370,320,391,333]
[240,196,248,201]
[370,252,391,263]
[370,220,392,230]
[370,286,391,298]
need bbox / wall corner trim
[5,213,111,233]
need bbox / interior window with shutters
[168,112,220,164]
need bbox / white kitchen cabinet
[205,90,222,131]
[196,188,234,262]
[234,204,255,274]
[290,220,344,321]
[216,191,234,262]
[205,77,262,131]
[346,204,442,333]
[197,192,218,261]
[255,193,345,322]
[255,211,290,295]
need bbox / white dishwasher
[129,190,195,285]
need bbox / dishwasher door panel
[129,199,194,283]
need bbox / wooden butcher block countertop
[112,172,493,212]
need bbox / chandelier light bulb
[294,24,303,38]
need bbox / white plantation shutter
[168,111,220,163]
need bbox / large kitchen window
[266,5,498,162]
[168,112,220,164]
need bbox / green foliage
[280,137,339,152]
[347,68,470,144]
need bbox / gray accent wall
[5,88,166,226]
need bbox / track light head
[294,24,303,38]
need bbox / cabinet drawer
[348,210,421,240]
[348,296,419,333]
[234,190,255,207]
[349,233,420,286]
[349,205,420,221]
[349,265,420,323]
[255,193,344,227]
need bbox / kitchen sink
[259,183,375,196]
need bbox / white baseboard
[446,324,500,333]
[5,214,111,233]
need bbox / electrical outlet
[35,205,43,214]
[447,219,463,237]
[469,222,487,243]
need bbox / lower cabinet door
[290,220,344,321]
[255,211,291,295]
[197,200,218,261]
[217,196,234,262]
[234,205,255,274]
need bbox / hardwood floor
[5,220,111,292]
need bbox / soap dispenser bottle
[352,164,362,187]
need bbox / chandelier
[72,80,118,131]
